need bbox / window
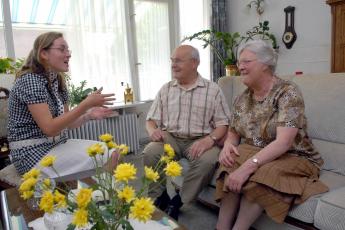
[0,1,9,57]
[134,0,171,100]
[65,0,131,102]
[1,0,210,101]
[0,15,6,57]
[179,0,210,80]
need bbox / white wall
[228,0,332,75]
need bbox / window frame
[1,0,211,101]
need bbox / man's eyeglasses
[170,58,192,64]
[237,59,257,67]
[48,46,72,54]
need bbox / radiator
[67,114,140,153]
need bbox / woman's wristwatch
[252,157,260,166]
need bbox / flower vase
[26,178,56,210]
[26,196,41,211]
[44,211,71,230]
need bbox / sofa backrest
[218,73,345,175]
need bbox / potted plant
[182,30,243,76]
[67,79,97,108]
[0,57,15,74]
[0,57,24,90]
[243,20,279,50]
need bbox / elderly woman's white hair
[237,39,278,73]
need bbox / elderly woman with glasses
[215,39,328,230]
[7,32,116,179]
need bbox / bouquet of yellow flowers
[18,133,182,230]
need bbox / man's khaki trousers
[143,132,220,204]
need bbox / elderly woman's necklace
[253,78,275,102]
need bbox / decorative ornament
[247,0,265,16]
[282,6,297,49]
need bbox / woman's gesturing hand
[82,92,115,108]
[88,107,115,120]
[219,142,239,168]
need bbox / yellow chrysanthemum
[43,178,51,188]
[76,188,93,208]
[106,141,117,149]
[20,190,34,200]
[159,155,171,164]
[164,144,175,159]
[72,208,88,227]
[39,191,54,213]
[99,133,113,142]
[40,155,56,167]
[22,168,40,180]
[118,144,129,155]
[113,163,137,183]
[117,186,135,203]
[164,161,182,177]
[54,190,67,208]
[129,197,155,223]
[19,177,37,192]
[144,166,159,182]
[87,143,105,157]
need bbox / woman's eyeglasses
[237,59,257,67]
[48,46,72,54]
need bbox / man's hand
[149,128,165,142]
[187,136,214,160]
[219,142,239,168]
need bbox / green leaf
[68,80,95,107]
[66,224,76,230]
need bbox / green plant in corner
[182,30,243,66]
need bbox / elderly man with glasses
[143,45,230,220]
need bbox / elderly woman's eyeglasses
[237,59,257,67]
[48,46,72,54]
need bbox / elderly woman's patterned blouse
[230,77,323,167]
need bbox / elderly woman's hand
[225,165,252,193]
[219,142,239,168]
[226,159,259,193]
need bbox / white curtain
[179,0,211,80]
[134,0,171,101]
[65,0,131,102]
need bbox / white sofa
[173,73,345,230]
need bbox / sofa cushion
[292,74,345,145]
[314,187,345,230]
[313,139,345,176]
[288,169,345,223]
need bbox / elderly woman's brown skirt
[215,144,328,223]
